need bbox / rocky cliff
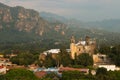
[0,3,66,36]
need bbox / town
[0,1,120,80]
[0,36,120,80]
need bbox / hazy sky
[0,0,120,21]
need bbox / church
[70,36,96,59]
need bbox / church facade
[70,36,96,59]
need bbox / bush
[5,68,38,80]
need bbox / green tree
[108,45,120,66]
[99,45,120,66]
[58,48,72,67]
[43,72,60,80]
[75,53,93,67]
[43,54,56,68]
[0,75,6,80]
[10,52,36,66]
[96,67,108,80]
[62,71,90,80]
[107,71,120,80]
[5,68,38,80]
[96,67,107,75]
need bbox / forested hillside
[0,3,120,53]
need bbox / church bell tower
[70,36,76,59]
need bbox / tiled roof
[34,71,47,78]
[43,49,70,55]
[0,66,4,69]
[59,67,89,72]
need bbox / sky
[0,0,120,21]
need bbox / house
[98,65,119,71]
[34,67,59,72]
[93,54,110,66]
[59,67,89,74]
[0,54,4,58]
[0,58,12,66]
[28,64,39,71]
[6,53,17,58]
[39,49,70,60]
[34,71,47,78]
[0,65,7,74]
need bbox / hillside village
[0,2,120,80]
[0,36,119,79]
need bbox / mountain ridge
[0,2,120,49]
[40,12,120,33]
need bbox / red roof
[34,71,47,78]
[0,66,4,69]
[59,67,89,72]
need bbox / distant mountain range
[0,2,120,48]
[86,19,120,32]
[0,2,67,43]
[40,12,120,33]
[40,12,67,23]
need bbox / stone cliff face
[0,3,119,45]
[0,3,66,36]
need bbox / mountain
[40,12,67,23]
[40,12,120,33]
[39,12,120,45]
[40,12,87,29]
[0,2,120,52]
[86,19,120,32]
[0,3,67,43]
[0,4,50,36]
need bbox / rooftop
[76,41,95,46]
[43,49,70,55]
[59,67,89,72]
[34,71,47,78]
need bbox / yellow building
[70,36,96,59]
[0,54,4,58]
[93,54,110,66]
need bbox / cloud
[0,0,120,21]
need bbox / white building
[93,54,108,66]
[98,65,119,71]
[42,49,70,55]
[34,68,59,72]
[0,66,7,74]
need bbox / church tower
[85,36,90,45]
[70,36,97,59]
[70,36,76,59]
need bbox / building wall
[70,43,77,59]
[98,65,116,71]
[0,66,7,74]
[93,54,109,66]
[70,36,96,59]
[76,45,84,56]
